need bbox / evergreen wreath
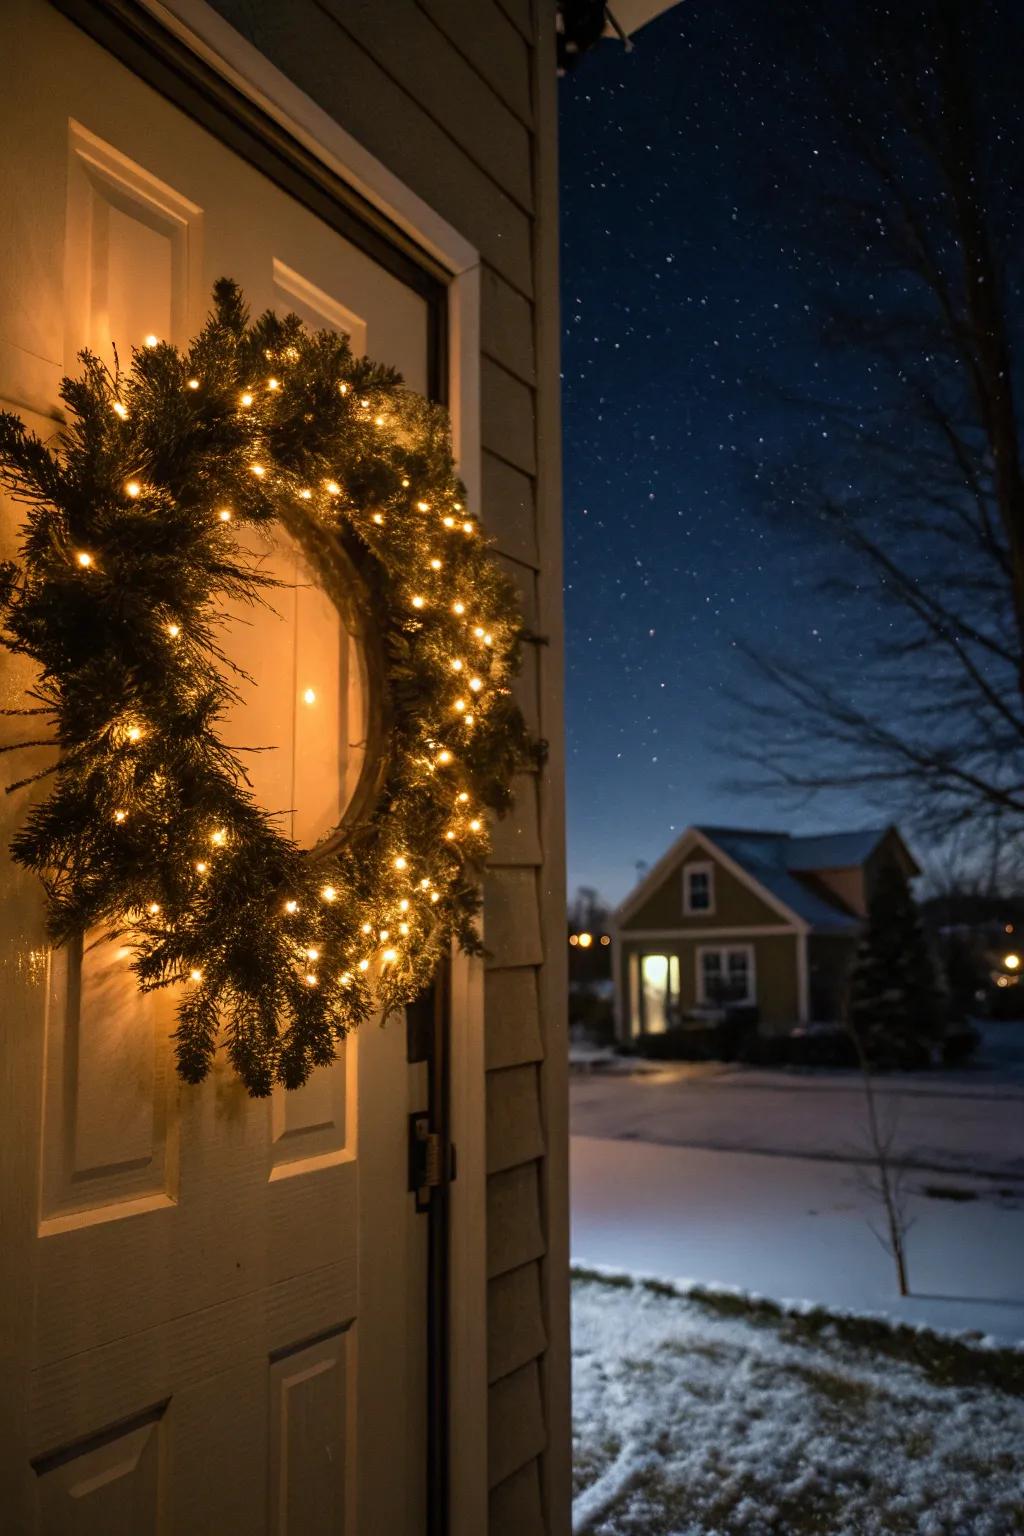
[0,281,537,1095]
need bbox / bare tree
[732,0,1024,856]
[848,1015,913,1297]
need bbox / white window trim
[683,860,716,916]
[695,943,756,1007]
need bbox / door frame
[47,2,488,1530]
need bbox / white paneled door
[0,3,433,1530]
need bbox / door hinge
[408,1112,454,1213]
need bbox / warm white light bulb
[452,601,466,615]
[166,622,181,638]
[453,699,466,713]
[218,508,232,522]
[430,558,442,571]
[437,750,452,765]
[305,973,318,986]
[306,948,319,961]
[250,464,265,478]
[190,967,203,982]
[285,899,298,914]
[382,948,398,964]
[210,828,226,846]
[127,725,142,742]
[187,378,200,390]
[457,792,469,803]
[326,481,340,495]
[412,595,425,610]
[113,401,128,419]
[303,688,316,705]
[469,677,483,692]
[126,481,141,498]
[299,489,312,501]
[394,856,408,871]
[321,885,337,902]
[443,516,456,529]
[76,551,92,568]
[470,819,482,833]
[195,861,208,874]
[430,891,440,903]
[450,659,463,673]
[359,958,370,971]
[144,334,159,348]
[148,902,161,915]
[267,377,280,391]
[240,392,253,407]
[114,809,127,823]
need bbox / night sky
[559,3,881,904]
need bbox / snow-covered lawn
[572,1135,1024,1341]
[571,1030,1024,1340]
[572,1271,1024,1536]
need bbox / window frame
[682,859,716,916]
[695,943,756,1007]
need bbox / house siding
[618,932,802,1033]
[808,933,859,1022]
[201,3,566,1529]
[623,845,787,931]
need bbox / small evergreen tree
[848,865,944,1067]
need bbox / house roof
[695,827,879,933]
[615,822,914,934]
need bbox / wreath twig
[0,280,536,1095]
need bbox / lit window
[684,861,715,914]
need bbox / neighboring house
[0,3,591,1533]
[612,825,919,1040]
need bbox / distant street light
[1005,953,1021,971]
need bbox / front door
[0,4,434,1529]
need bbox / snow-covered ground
[572,1273,1024,1536]
[570,1024,1024,1340]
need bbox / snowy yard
[572,1272,1024,1536]
[571,1025,1024,1341]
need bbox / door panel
[0,3,431,1530]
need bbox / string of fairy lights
[0,280,536,1094]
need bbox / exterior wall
[810,866,865,918]
[808,933,859,1022]
[622,844,785,931]
[865,829,918,899]
[198,4,567,1531]
[617,931,802,1034]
